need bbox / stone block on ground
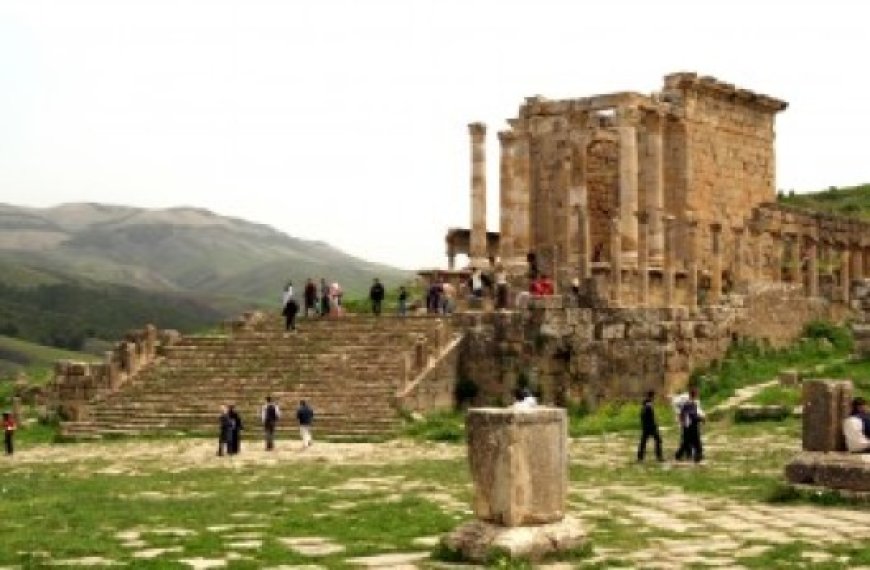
[778,369,800,387]
[733,404,791,422]
[441,516,585,563]
[786,452,870,493]
[466,407,568,526]
[801,380,852,452]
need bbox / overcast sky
[1,0,868,269]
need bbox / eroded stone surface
[442,516,585,563]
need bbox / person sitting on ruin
[539,274,554,296]
[512,388,538,410]
[843,397,870,453]
[529,276,544,296]
[470,267,484,298]
[3,411,16,456]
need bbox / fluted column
[637,210,650,307]
[686,215,699,310]
[646,112,665,264]
[577,202,591,280]
[710,223,722,305]
[617,107,639,265]
[610,217,622,305]
[512,130,531,262]
[469,122,488,267]
[663,215,676,307]
[498,130,516,263]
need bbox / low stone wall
[395,331,464,413]
[48,324,180,419]
[457,285,846,408]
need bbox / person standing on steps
[3,411,16,456]
[282,294,299,332]
[262,396,281,451]
[675,388,705,463]
[369,278,385,316]
[227,404,243,455]
[637,390,663,462]
[304,278,318,318]
[217,405,232,457]
[296,400,314,449]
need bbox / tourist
[319,278,330,317]
[227,405,243,455]
[3,411,16,456]
[843,397,870,453]
[529,276,544,296]
[512,388,537,410]
[397,286,408,316]
[281,281,293,306]
[332,282,344,315]
[674,388,705,463]
[217,405,232,457]
[282,294,299,332]
[570,277,581,306]
[296,400,315,449]
[262,396,281,451]
[539,274,555,296]
[427,278,443,314]
[637,390,663,462]
[470,267,484,298]
[304,278,318,317]
[369,278,385,316]
[442,280,455,314]
[495,265,509,310]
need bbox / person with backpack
[3,411,16,456]
[637,390,663,462]
[262,396,281,451]
[296,400,314,449]
[369,278,385,316]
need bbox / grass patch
[749,384,802,408]
[401,410,465,443]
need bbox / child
[3,412,16,456]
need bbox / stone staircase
[61,314,454,439]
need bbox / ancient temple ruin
[447,72,870,307]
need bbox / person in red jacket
[3,412,16,456]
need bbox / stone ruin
[442,407,585,562]
[420,72,866,406]
[786,379,870,495]
[47,324,180,421]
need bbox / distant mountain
[0,202,411,302]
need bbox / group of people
[281,278,347,331]
[637,388,706,464]
[217,397,315,455]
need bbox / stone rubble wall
[47,324,180,420]
[394,321,462,414]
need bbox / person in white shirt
[512,388,538,410]
[281,282,293,307]
[843,397,870,453]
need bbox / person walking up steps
[262,396,281,451]
[369,278,385,316]
[3,412,16,456]
[296,400,314,449]
[637,390,663,462]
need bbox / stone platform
[441,516,585,563]
[786,451,870,493]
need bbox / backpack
[265,404,278,424]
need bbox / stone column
[663,215,676,307]
[469,122,488,267]
[732,226,744,287]
[637,210,650,307]
[576,202,591,280]
[686,215,699,310]
[512,130,531,261]
[561,149,575,267]
[610,217,622,305]
[617,107,639,265]
[498,131,516,263]
[645,112,665,264]
[807,236,819,297]
[841,247,851,303]
[443,407,585,562]
[709,223,722,305]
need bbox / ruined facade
[440,73,870,404]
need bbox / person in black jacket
[217,405,232,457]
[369,278,385,316]
[637,390,663,462]
[282,295,299,331]
[227,405,243,455]
[674,388,705,463]
[296,400,314,449]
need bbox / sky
[1,0,869,270]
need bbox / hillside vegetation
[778,183,870,219]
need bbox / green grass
[750,384,802,408]
[779,183,870,221]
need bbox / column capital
[616,105,642,127]
[468,122,487,136]
[497,130,516,145]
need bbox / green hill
[0,335,98,402]
[778,183,870,219]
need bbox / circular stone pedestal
[441,516,586,563]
